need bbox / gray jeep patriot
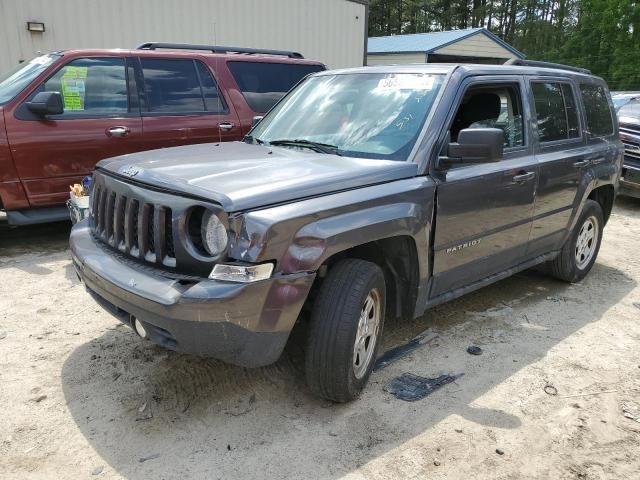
[71,61,623,402]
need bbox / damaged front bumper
[70,221,315,367]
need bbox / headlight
[209,263,274,283]
[200,210,228,257]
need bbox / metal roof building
[367,27,525,65]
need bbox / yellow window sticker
[61,66,88,111]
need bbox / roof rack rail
[504,58,591,75]
[135,42,304,59]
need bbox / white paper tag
[376,74,435,91]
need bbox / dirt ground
[1,198,639,480]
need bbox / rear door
[137,57,241,149]
[430,76,537,299]
[6,56,142,207]
[526,78,590,256]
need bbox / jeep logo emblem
[119,165,141,177]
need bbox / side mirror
[251,115,264,128]
[26,91,64,116]
[439,128,504,167]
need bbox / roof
[319,63,594,80]
[368,28,525,59]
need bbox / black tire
[305,259,386,402]
[549,199,604,283]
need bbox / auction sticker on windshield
[376,74,435,91]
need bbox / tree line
[368,0,640,90]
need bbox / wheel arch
[587,184,615,224]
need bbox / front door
[6,56,143,207]
[136,57,241,150]
[430,78,537,298]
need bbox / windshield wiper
[268,139,341,156]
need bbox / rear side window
[532,82,580,142]
[141,59,225,114]
[44,57,128,116]
[227,61,325,113]
[580,84,614,137]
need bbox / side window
[580,84,614,137]
[227,61,325,113]
[195,61,226,113]
[43,57,128,116]
[141,59,225,114]
[531,82,580,142]
[450,84,524,148]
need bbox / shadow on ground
[0,218,71,273]
[61,261,635,479]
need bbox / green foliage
[369,0,640,90]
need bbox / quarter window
[141,59,225,114]
[580,84,614,137]
[532,82,580,142]
[43,57,128,116]
[227,61,325,113]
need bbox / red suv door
[5,56,143,208]
[136,57,241,149]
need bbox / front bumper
[70,221,315,367]
[620,164,640,199]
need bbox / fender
[227,177,436,281]
[563,148,621,245]
[0,108,29,210]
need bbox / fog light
[134,318,147,338]
[209,263,274,283]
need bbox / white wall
[434,32,517,59]
[0,0,367,72]
[366,52,425,65]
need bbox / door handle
[573,159,590,168]
[512,171,535,183]
[106,126,130,137]
[218,122,235,131]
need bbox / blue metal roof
[368,28,525,59]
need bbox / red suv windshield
[0,54,60,105]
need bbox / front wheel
[549,199,604,282]
[305,259,386,402]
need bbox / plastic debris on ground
[374,331,438,372]
[384,373,464,402]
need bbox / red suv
[0,42,325,225]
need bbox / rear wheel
[305,259,385,402]
[549,199,604,282]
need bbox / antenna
[213,22,223,145]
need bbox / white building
[0,0,369,73]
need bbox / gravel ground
[1,198,639,480]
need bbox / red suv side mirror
[26,91,64,116]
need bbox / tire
[305,259,386,402]
[549,199,604,283]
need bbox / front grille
[620,125,640,164]
[91,183,176,268]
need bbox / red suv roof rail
[135,42,304,59]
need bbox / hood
[97,142,418,212]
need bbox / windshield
[617,98,640,123]
[612,95,638,111]
[250,72,445,161]
[0,54,59,105]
